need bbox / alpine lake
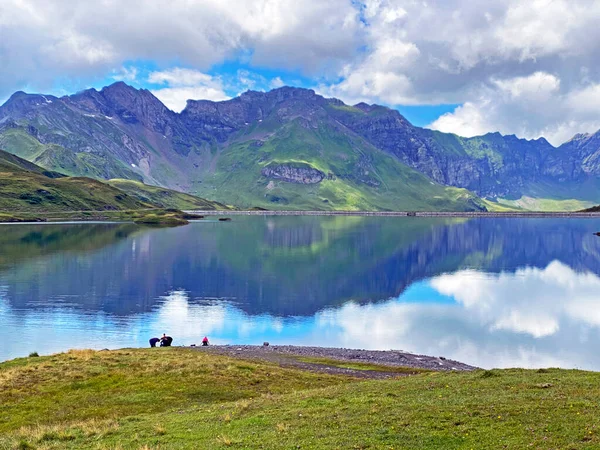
[2,215,600,370]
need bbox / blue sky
[3,0,600,145]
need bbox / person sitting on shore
[160,334,173,347]
[202,336,209,346]
[149,337,160,348]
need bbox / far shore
[186,209,600,218]
[2,208,600,225]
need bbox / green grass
[1,349,600,449]
[0,209,204,227]
[0,128,48,161]
[193,119,487,212]
[35,146,144,182]
[107,179,231,210]
[0,172,149,213]
[131,209,205,226]
[0,127,144,182]
[0,149,228,222]
[494,196,594,212]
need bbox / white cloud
[4,0,600,142]
[148,68,229,111]
[320,0,600,143]
[112,66,138,82]
[0,0,360,95]
[151,87,230,112]
[493,72,560,101]
[429,72,600,145]
[270,77,285,89]
[428,102,492,138]
[148,68,217,87]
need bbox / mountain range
[1,82,599,211]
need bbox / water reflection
[1,217,600,369]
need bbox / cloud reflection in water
[147,262,600,370]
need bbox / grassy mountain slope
[0,149,149,212]
[0,127,143,181]
[107,179,231,210]
[0,149,226,217]
[2,349,600,449]
[192,115,486,211]
[426,130,600,208]
[329,105,600,209]
[0,86,489,211]
[3,84,595,211]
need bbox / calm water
[1,216,600,369]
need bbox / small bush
[480,370,500,378]
[29,352,39,358]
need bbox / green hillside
[0,128,144,181]
[0,86,493,212]
[107,179,231,210]
[5,84,594,211]
[2,349,600,449]
[0,149,226,223]
[192,119,486,211]
[0,149,149,213]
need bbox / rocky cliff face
[261,163,325,184]
[328,105,569,198]
[1,83,599,206]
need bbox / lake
[1,216,600,369]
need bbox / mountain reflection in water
[1,216,600,369]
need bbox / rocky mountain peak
[568,132,593,143]
[268,86,318,100]
[353,102,374,112]
[95,82,172,129]
[101,81,138,95]
[0,91,57,121]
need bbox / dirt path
[193,345,478,379]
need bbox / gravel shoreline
[186,210,600,218]
[194,345,477,378]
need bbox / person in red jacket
[202,336,209,346]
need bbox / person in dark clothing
[160,334,173,347]
[149,337,160,348]
[202,336,209,346]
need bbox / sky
[2,0,600,145]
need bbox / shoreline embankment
[186,209,600,218]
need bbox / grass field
[107,179,232,211]
[1,348,600,449]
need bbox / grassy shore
[0,209,205,226]
[1,349,600,449]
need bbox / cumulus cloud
[3,0,600,142]
[429,72,600,145]
[270,77,285,89]
[111,66,138,82]
[320,0,600,144]
[0,0,359,96]
[148,68,229,111]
